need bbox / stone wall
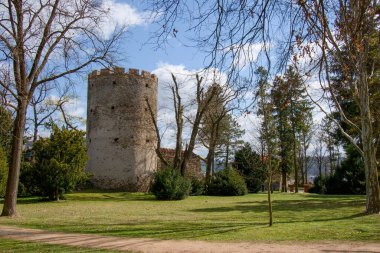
[87,67,158,191]
[158,148,203,178]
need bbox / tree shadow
[189,198,367,224]
[28,220,266,240]
[1,192,157,205]
[66,193,157,202]
[0,197,52,205]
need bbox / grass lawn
[0,238,121,252]
[0,192,379,242]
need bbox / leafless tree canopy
[0,0,125,216]
[148,0,301,80]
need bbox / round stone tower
[87,67,158,191]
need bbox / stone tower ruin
[87,67,158,191]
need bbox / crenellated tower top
[88,67,157,82]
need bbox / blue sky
[61,0,249,155]
[47,0,328,156]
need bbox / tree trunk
[267,173,273,226]
[281,170,287,192]
[205,138,216,185]
[173,106,183,172]
[303,133,308,184]
[328,140,334,175]
[359,73,380,214]
[55,188,60,201]
[267,152,273,226]
[225,143,229,169]
[1,98,28,217]
[211,158,215,176]
[32,104,38,143]
[180,119,201,175]
[305,157,308,184]
[299,148,305,186]
[293,132,298,193]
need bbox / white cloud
[228,43,266,70]
[236,112,261,145]
[63,98,86,119]
[100,0,152,38]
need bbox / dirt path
[0,225,379,253]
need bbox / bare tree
[147,73,217,175]
[147,0,296,80]
[298,0,380,214]
[28,83,74,143]
[0,0,124,216]
[146,98,170,168]
[198,83,240,184]
[171,74,184,171]
[178,75,217,175]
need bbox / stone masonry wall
[87,67,158,191]
[157,148,203,178]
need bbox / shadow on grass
[191,198,365,213]
[189,198,367,224]
[0,197,53,205]
[0,192,157,205]
[66,192,157,202]
[25,220,265,240]
[0,238,117,252]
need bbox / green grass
[0,238,120,252]
[0,192,379,242]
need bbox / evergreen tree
[285,66,313,191]
[31,124,89,200]
[214,116,244,170]
[234,143,265,193]
[271,67,313,192]
[271,76,293,192]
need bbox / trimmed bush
[207,167,248,196]
[151,167,191,200]
[190,177,205,196]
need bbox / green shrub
[151,167,191,200]
[309,146,365,195]
[234,143,266,193]
[190,177,204,196]
[207,167,248,196]
[29,124,89,200]
[244,175,263,193]
[0,146,8,197]
[18,162,40,197]
[309,176,327,194]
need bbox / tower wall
[87,67,158,191]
